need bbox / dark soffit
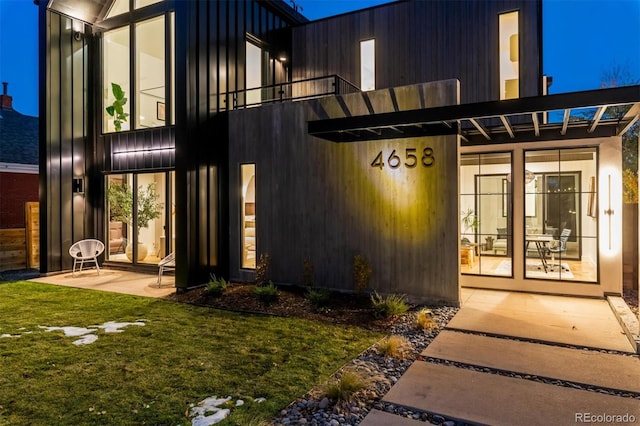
[47,0,112,24]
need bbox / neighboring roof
[308,85,640,144]
[0,108,39,165]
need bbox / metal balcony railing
[221,75,361,110]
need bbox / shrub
[206,274,228,297]
[254,281,279,305]
[324,369,368,402]
[255,253,271,285]
[353,255,372,292]
[416,308,437,330]
[306,287,331,308]
[302,258,315,288]
[377,335,412,359]
[370,291,409,318]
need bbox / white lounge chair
[69,239,105,276]
[157,252,175,287]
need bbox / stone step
[447,292,634,353]
[360,409,435,426]
[422,330,640,394]
[383,362,640,426]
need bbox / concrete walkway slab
[360,409,434,426]
[30,269,175,298]
[450,289,634,352]
[423,330,640,393]
[383,362,640,426]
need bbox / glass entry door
[106,172,175,265]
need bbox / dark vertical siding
[292,0,542,103]
[177,0,296,286]
[41,6,92,272]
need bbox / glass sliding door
[106,172,174,265]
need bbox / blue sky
[0,0,638,117]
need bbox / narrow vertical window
[360,39,375,91]
[246,41,263,105]
[241,164,256,269]
[499,11,519,100]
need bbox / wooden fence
[0,202,39,272]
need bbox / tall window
[360,39,375,91]
[135,16,166,129]
[102,11,174,133]
[460,152,513,276]
[246,41,263,106]
[499,11,519,100]
[241,164,256,269]
[524,148,598,282]
[106,0,163,19]
[103,27,130,132]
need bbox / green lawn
[0,282,382,425]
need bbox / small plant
[255,253,271,285]
[302,258,315,288]
[324,369,368,402]
[415,308,437,330]
[254,280,279,305]
[105,82,129,132]
[461,207,479,234]
[306,287,331,309]
[376,335,412,359]
[206,274,228,297]
[352,254,372,292]
[370,291,409,318]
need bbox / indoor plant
[107,182,163,261]
[105,82,128,132]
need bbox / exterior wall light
[72,177,84,194]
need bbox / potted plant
[105,82,128,132]
[461,208,479,244]
[107,182,163,261]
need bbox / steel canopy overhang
[308,85,640,144]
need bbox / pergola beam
[532,113,540,137]
[469,118,491,140]
[588,106,606,133]
[499,115,515,138]
[561,109,571,135]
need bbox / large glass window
[360,39,375,91]
[106,172,174,265]
[499,11,519,100]
[460,152,512,276]
[135,16,166,129]
[241,164,256,269]
[102,11,174,133]
[524,148,598,282]
[103,27,130,133]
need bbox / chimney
[0,82,13,110]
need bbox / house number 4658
[371,148,434,169]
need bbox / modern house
[38,0,639,305]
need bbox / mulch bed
[165,283,397,330]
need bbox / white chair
[69,239,105,276]
[157,252,175,287]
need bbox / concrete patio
[29,267,175,298]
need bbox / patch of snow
[1,334,20,338]
[73,334,99,345]
[94,321,145,333]
[189,396,232,426]
[235,400,244,406]
[40,326,97,337]
[254,397,266,403]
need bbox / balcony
[221,75,360,111]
